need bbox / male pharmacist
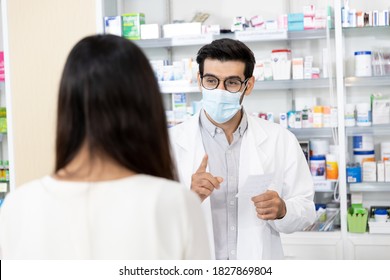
[169,38,316,260]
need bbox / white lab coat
[169,112,316,259]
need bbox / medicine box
[288,13,304,31]
[372,99,390,125]
[368,205,390,234]
[346,165,362,183]
[292,58,304,80]
[288,13,304,22]
[122,13,145,40]
[141,24,160,39]
[163,22,201,38]
[0,52,4,82]
[104,16,122,36]
[271,49,291,80]
[369,220,390,234]
[0,182,7,192]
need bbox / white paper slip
[236,173,275,198]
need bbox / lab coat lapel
[239,117,269,189]
[174,114,205,188]
[173,114,216,259]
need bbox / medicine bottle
[310,155,326,180]
[326,154,338,180]
[354,51,372,77]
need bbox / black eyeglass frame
[200,74,249,93]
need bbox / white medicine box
[271,49,291,80]
[104,16,122,36]
[163,22,201,38]
[141,24,160,39]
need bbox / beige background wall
[6,0,97,187]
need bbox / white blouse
[0,174,210,259]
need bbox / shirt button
[230,226,235,231]
[230,200,235,206]
[231,250,236,255]
[226,150,232,154]
[216,128,222,134]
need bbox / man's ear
[244,76,256,96]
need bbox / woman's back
[0,174,209,259]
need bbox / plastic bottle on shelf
[310,139,330,156]
[310,155,326,180]
[326,154,339,180]
[353,150,375,167]
[354,51,372,77]
[353,135,374,151]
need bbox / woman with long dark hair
[0,34,210,259]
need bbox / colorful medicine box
[104,16,122,36]
[122,13,145,40]
[288,13,304,31]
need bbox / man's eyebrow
[202,73,243,79]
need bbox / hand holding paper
[236,173,286,220]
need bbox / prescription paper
[236,173,275,198]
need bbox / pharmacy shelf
[281,231,341,241]
[287,29,329,40]
[346,124,390,136]
[134,29,329,49]
[254,78,333,90]
[289,127,335,139]
[159,81,199,94]
[349,182,390,192]
[343,26,390,37]
[345,76,390,87]
[314,180,338,192]
[347,232,390,242]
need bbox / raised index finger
[196,154,208,173]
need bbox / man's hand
[251,190,286,220]
[191,154,223,202]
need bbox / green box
[122,13,145,40]
[347,207,368,233]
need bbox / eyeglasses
[201,75,249,93]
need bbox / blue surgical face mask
[201,87,244,124]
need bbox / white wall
[4,0,97,187]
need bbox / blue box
[346,165,362,183]
[288,13,304,22]
[288,21,304,31]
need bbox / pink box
[0,52,4,82]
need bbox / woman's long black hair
[55,34,176,180]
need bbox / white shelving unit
[0,1,13,201]
[98,0,390,259]
[337,0,390,260]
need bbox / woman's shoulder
[0,176,49,212]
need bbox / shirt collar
[199,109,248,138]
